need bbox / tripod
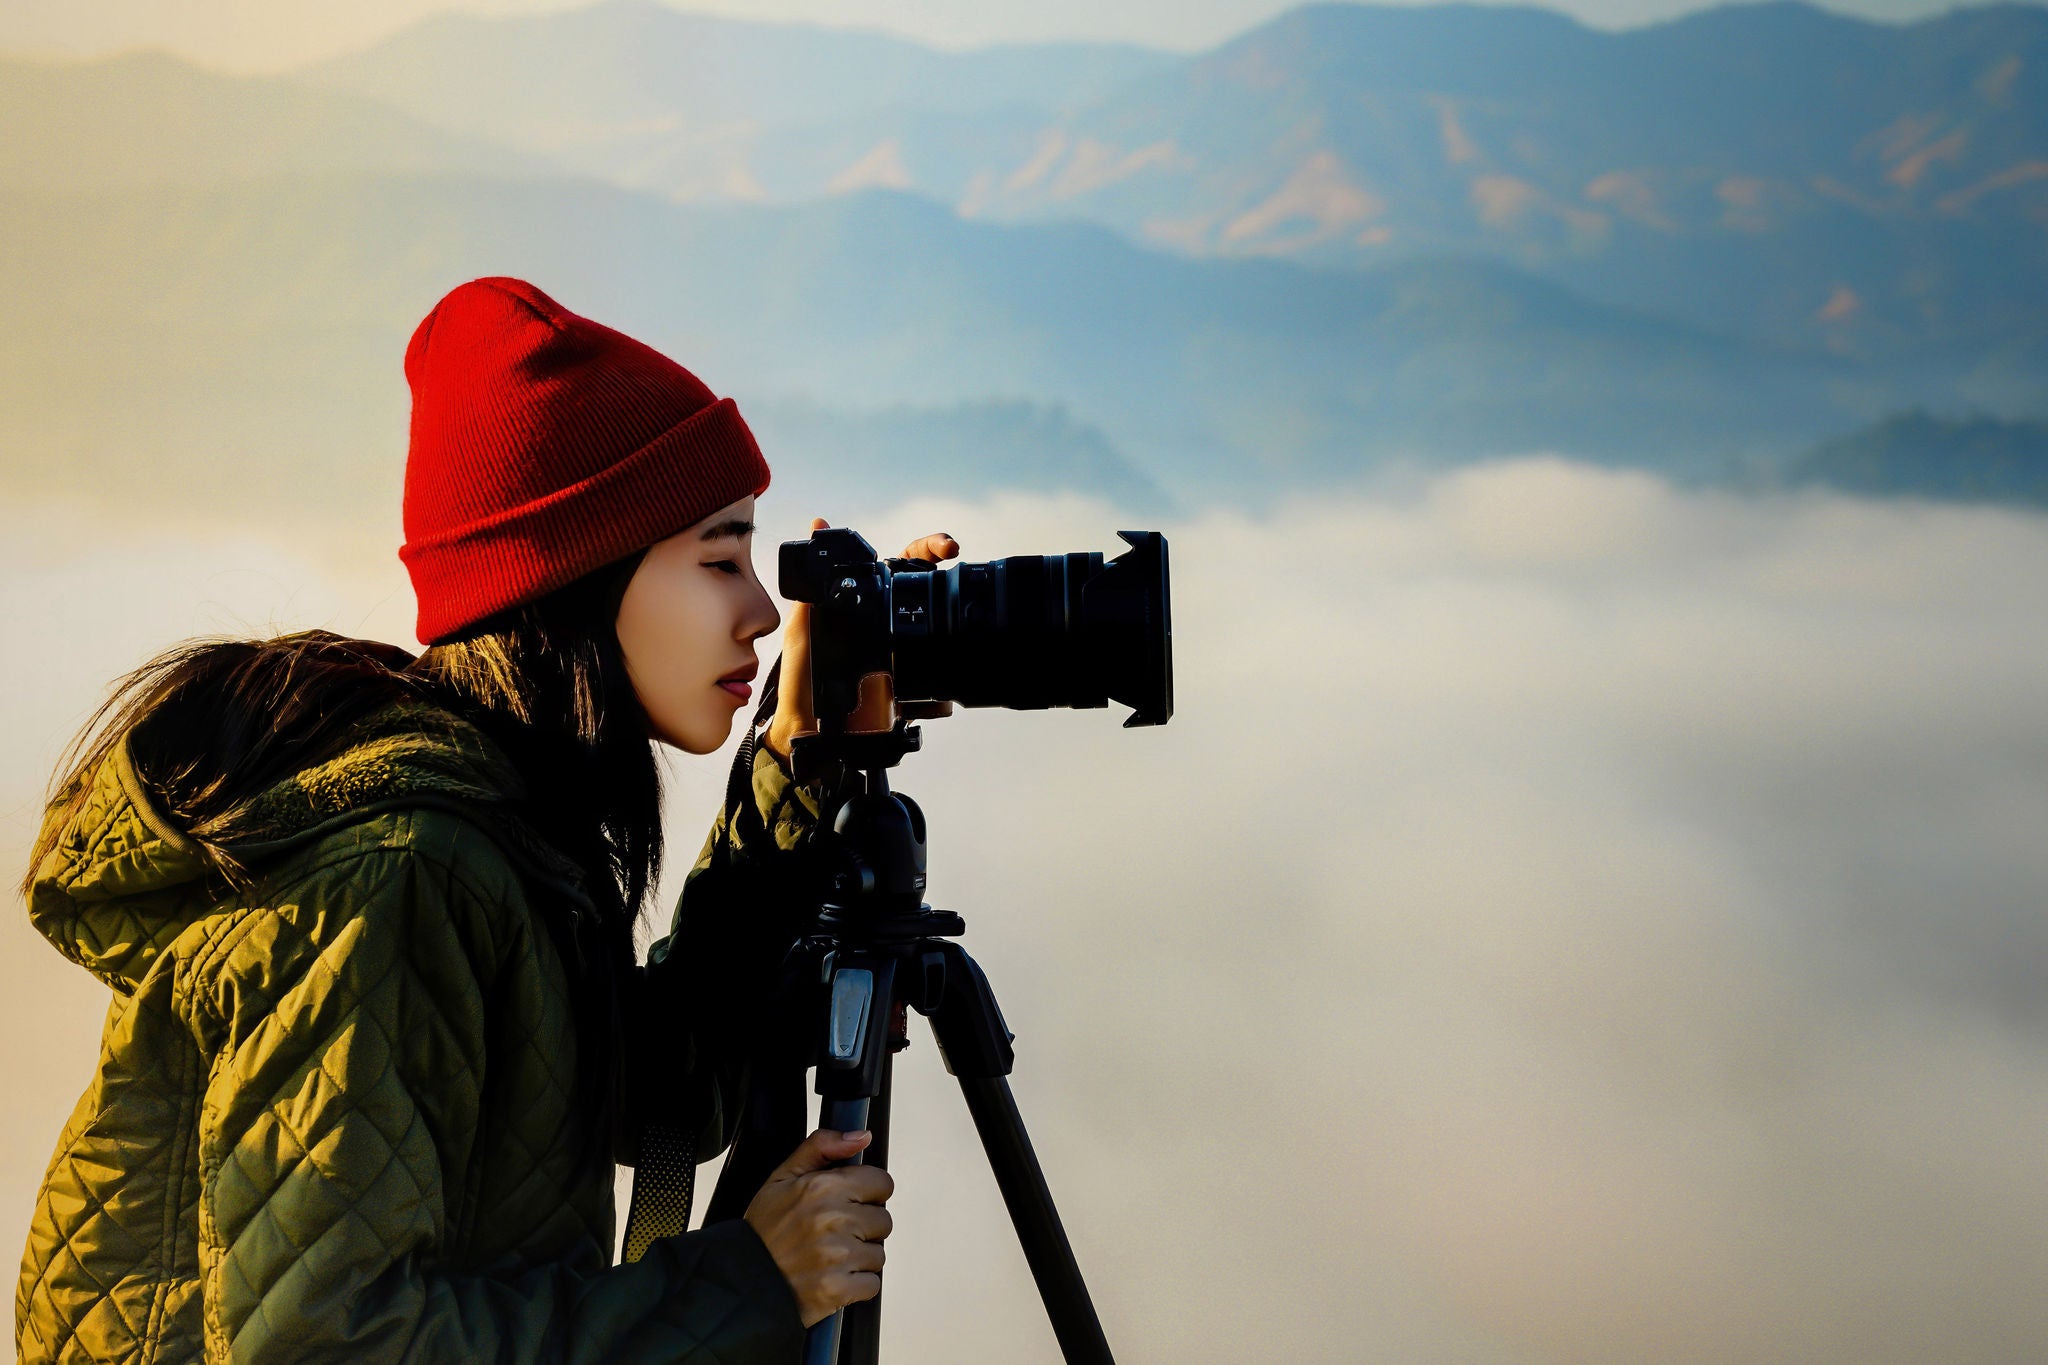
[699,718,1117,1365]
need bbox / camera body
[778,526,1173,746]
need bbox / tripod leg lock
[922,942,1016,1079]
[818,955,900,1099]
[827,967,875,1063]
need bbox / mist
[6,459,2046,1361]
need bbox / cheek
[617,574,722,733]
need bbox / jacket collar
[26,697,588,992]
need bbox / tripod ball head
[823,789,927,915]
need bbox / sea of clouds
[5,458,2045,1362]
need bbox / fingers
[831,1239,886,1297]
[798,1269,880,1329]
[808,1163,895,1206]
[802,516,953,563]
[767,1128,872,1182]
[838,1204,893,1244]
[901,532,960,563]
[742,1124,895,1330]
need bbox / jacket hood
[25,697,576,993]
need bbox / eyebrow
[698,518,756,543]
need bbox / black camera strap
[621,655,784,1262]
[726,652,781,831]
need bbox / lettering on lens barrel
[778,527,1173,737]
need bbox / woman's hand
[764,519,960,760]
[743,1128,895,1328]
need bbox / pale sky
[0,0,1998,71]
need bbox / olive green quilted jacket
[17,699,824,1364]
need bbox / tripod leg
[803,1092,872,1365]
[837,1047,892,1365]
[926,945,1115,1365]
[954,1074,1115,1365]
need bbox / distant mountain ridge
[1788,409,2048,504]
[295,0,2048,368]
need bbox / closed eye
[707,560,743,576]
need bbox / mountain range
[300,0,2048,367]
[3,0,2044,515]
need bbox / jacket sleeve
[193,837,803,1365]
[634,734,829,1159]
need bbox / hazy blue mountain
[967,2,2048,362]
[11,5,2044,408]
[301,1,1171,193]
[0,174,1901,525]
[1787,409,2048,504]
[282,1,2048,370]
[0,51,540,192]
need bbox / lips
[716,660,757,703]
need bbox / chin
[665,711,736,756]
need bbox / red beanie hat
[399,276,770,645]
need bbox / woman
[15,277,959,1363]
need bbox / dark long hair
[21,550,661,1140]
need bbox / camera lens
[887,531,1172,726]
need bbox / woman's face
[615,494,782,754]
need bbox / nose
[745,576,780,642]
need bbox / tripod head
[803,743,963,946]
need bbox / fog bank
[5,460,2046,1361]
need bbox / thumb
[767,1128,871,1183]
[779,601,813,706]
[783,599,811,655]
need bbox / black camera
[778,527,1173,741]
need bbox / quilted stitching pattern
[18,705,810,1364]
[750,742,824,857]
[26,740,211,995]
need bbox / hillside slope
[0,50,540,191]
